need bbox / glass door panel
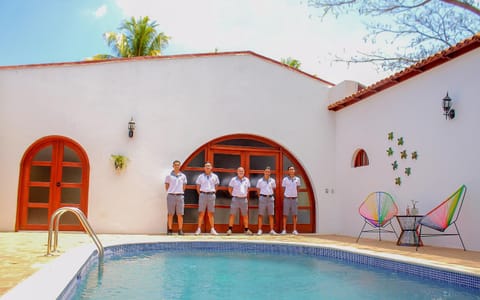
[62,167,82,183]
[33,146,52,161]
[217,172,236,187]
[63,146,81,162]
[60,188,81,204]
[298,192,310,207]
[28,187,50,203]
[30,166,51,182]
[249,155,276,170]
[27,208,48,224]
[59,212,81,225]
[213,153,241,169]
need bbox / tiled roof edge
[328,33,480,111]
[0,50,334,86]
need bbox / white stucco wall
[334,48,480,250]
[0,53,336,234]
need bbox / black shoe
[178,230,184,235]
[167,229,173,235]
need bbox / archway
[180,134,315,233]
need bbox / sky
[0,0,395,85]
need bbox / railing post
[46,207,104,258]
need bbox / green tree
[309,0,480,71]
[90,16,170,60]
[281,57,302,69]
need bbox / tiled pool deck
[1,232,479,297]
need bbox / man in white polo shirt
[256,166,277,235]
[227,167,253,235]
[164,160,187,235]
[281,166,301,235]
[195,162,220,235]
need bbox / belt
[260,194,273,197]
[168,193,184,195]
[285,197,297,199]
[233,196,247,199]
[200,191,215,194]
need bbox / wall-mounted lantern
[442,93,455,120]
[128,117,136,137]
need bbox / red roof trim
[328,33,480,111]
[0,50,334,86]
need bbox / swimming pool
[61,242,480,299]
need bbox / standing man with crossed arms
[165,160,187,235]
[227,167,253,235]
[195,162,220,235]
[281,166,301,235]
[256,166,277,235]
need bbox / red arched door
[16,136,90,231]
[180,134,316,233]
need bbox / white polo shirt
[256,177,276,196]
[165,171,187,194]
[229,176,250,197]
[196,173,219,192]
[282,176,300,197]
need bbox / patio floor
[1,231,479,296]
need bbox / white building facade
[0,35,478,250]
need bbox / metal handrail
[46,207,104,258]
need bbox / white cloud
[113,0,393,85]
[94,4,108,18]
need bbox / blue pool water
[68,242,479,300]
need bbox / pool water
[73,250,479,300]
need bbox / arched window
[180,134,316,234]
[352,149,369,168]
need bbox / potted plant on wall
[111,154,129,171]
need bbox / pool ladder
[46,207,104,258]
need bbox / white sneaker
[269,230,277,235]
[292,230,298,235]
[194,228,201,235]
[257,229,263,236]
[226,229,232,236]
[281,230,287,235]
[210,228,218,235]
[245,229,253,235]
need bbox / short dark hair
[265,166,271,170]
[288,166,295,170]
[204,161,212,166]
[173,160,181,165]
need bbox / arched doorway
[180,134,315,233]
[16,136,90,231]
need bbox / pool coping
[2,237,479,299]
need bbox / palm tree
[281,57,302,69]
[89,16,170,60]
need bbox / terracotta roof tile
[328,33,480,111]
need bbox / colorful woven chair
[417,185,467,250]
[356,191,398,242]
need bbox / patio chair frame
[416,185,467,251]
[356,191,399,242]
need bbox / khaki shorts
[283,197,298,216]
[230,197,248,215]
[167,194,184,215]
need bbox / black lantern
[442,93,455,120]
[128,117,136,137]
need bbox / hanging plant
[111,154,129,171]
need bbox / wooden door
[16,136,89,230]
